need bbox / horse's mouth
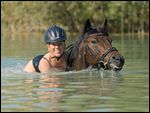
[91,60,124,71]
[109,63,122,71]
[99,61,123,71]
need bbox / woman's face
[48,41,65,57]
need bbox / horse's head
[78,19,125,71]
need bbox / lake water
[1,34,149,112]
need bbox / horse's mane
[65,36,82,69]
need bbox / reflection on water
[1,67,124,112]
[1,34,149,112]
[25,75,64,112]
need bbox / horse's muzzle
[91,55,125,71]
[108,55,125,71]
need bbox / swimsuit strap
[42,57,51,66]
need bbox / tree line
[1,1,149,36]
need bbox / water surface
[1,34,149,112]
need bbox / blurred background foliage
[1,1,149,37]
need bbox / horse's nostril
[111,56,122,61]
[112,56,115,59]
[111,56,125,65]
[112,56,119,60]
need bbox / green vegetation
[1,1,149,37]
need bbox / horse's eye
[91,40,97,44]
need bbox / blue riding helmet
[44,25,67,44]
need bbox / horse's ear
[103,19,107,29]
[83,19,92,33]
[103,19,108,33]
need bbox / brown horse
[65,19,125,71]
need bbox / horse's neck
[72,47,88,70]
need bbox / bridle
[83,32,118,70]
[92,47,118,70]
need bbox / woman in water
[24,25,67,73]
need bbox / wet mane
[65,37,80,69]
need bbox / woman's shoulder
[39,54,52,73]
[40,53,51,66]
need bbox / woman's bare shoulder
[39,57,51,73]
